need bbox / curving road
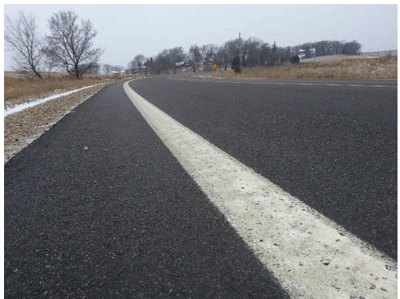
[5,77,397,298]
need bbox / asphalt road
[129,76,397,260]
[5,77,397,298]
[5,82,288,299]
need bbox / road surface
[5,77,397,298]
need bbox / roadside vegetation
[4,73,137,107]
[126,40,364,76]
[5,11,103,80]
[5,8,396,87]
[208,56,397,80]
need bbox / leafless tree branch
[45,11,104,79]
[5,12,44,79]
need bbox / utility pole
[239,32,242,72]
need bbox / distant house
[129,66,147,74]
[298,49,306,59]
[111,70,126,76]
[139,66,147,73]
[175,61,191,73]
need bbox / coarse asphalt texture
[129,77,397,260]
[5,81,289,298]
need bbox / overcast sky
[3,4,398,71]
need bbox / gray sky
[3,4,398,71]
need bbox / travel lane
[4,82,289,298]
[123,81,396,298]
[168,75,397,88]
[129,77,397,260]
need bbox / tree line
[5,10,362,79]
[127,37,362,75]
[292,40,362,58]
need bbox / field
[300,50,397,63]
[209,56,397,80]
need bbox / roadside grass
[210,56,397,80]
[4,73,141,107]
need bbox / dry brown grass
[211,56,397,80]
[4,73,140,107]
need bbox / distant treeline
[120,38,362,75]
[292,40,362,58]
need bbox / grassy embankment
[210,56,397,80]
[4,73,139,107]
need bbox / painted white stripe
[4,83,105,117]
[123,81,397,299]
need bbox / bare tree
[133,54,146,73]
[85,63,101,74]
[243,37,263,67]
[5,12,44,79]
[41,47,59,79]
[102,64,112,75]
[342,41,362,55]
[200,44,218,65]
[127,60,137,74]
[215,47,230,71]
[224,39,241,61]
[111,65,123,72]
[153,47,185,74]
[45,11,103,79]
[259,43,270,66]
[189,44,202,72]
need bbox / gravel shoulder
[4,83,112,163]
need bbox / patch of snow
[4,83,106,117]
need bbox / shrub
[290,55,300,64]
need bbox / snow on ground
[4,83,106,117]
[300,52,397,63]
